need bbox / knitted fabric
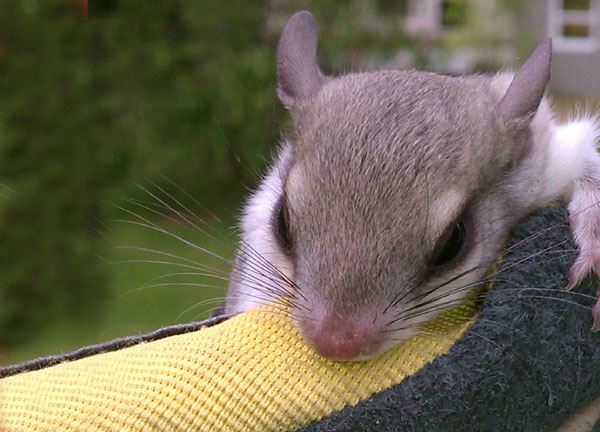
[0,293,477,431]
[2,206,600,432]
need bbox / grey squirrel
[225,11,600,361]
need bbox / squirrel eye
[432,221,466,267]
[274,198,293,254]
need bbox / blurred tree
[266,0,423,71]
[0,1,128,343]
[435,0,528,73]
[0,0,419,346]
[97,1,280,207]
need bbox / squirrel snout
[304,315,383,361]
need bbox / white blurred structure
[402,0,600,96]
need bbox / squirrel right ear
[277,11,324,107]
[497,38,552,129]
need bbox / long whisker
[512,295,592,310]
[389,295,476,327]
[498,287,596,300]
[125,197,189,231]
[396,259,580,326]
[230,258,300,303]
[239,240,307,301]
[114,180,306,321]
[387,201,595,315]
[113,246,229,276]
[397,262,487,310]
[139,282,225,291]
[387,288,592,332]
[112,216,233,266]
[384,211,527,313]
[235,246,297,294]
[157,173,228,230]
[401,239,573,315]
[140,272,230,287]
[138,182,221,244]
[403,248,577,319]
[233,242,309,306]
[176,298,230,321]
[228,276,300,308]
[111,259,210,272]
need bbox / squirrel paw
[567,180,600,330]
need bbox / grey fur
[225,11,600,360]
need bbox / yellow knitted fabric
[0,299,478,432]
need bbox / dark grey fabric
[301,206,600,432]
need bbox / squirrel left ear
[276,11,325,108]
[497,39,552,129]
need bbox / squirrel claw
[568,245,600,331]
[567,186,600,327]
[566,253,600,291]
[592,299,600,331]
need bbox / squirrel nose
[310,316,379,361]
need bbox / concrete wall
[552,52,600,96]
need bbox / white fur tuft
[542,117,600,201]
[232,143,294,313]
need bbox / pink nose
[310,317,378,361]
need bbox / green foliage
[0,0,561,360]
[8,218,236,363]
[288,0,422,70]
[0,0,418,350]
[88,1,281,205]
[0,1,123,343]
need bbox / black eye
[274,198,293,254]
[432,221,466,267]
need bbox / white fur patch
[429,188,466,236]
[542,118,600,201]
[233,143,295,313]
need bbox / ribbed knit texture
[0,297,477,431]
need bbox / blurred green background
[0,0,589,364]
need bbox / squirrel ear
[277,11,324,107]
[497,38,552,128]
